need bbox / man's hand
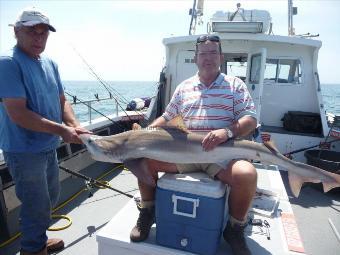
[202,128,230,151]
[60,126,92,144]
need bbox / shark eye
[88,138,93,144]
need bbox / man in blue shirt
[0,7,90,255]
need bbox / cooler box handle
[172,194,200,218]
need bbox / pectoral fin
[124,158,156,187]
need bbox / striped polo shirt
[162,73,256,132]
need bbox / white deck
[2,163,339,255]
[96,165,299,255]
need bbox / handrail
[70,96,113,105]
[70,97,119,123]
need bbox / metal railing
[70,97,119,123]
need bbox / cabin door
[174,50,197,93]
[246,48,267,121]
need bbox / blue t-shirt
[0,46,64,153]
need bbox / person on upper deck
[0,7,91,255]
[129,35,258,255]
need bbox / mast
[188,0,204,35]
[288,0,297,35]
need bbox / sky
[0,0,339,83]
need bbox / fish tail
[288,167,340,197]
[322,171,340,192]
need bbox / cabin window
[264,58,302,84]
[249,54,262,84]
[184,58,195,63]
[223,54,248,82]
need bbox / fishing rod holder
[85,180,95,197]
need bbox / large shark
[80,126,340,197]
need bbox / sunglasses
[196,35,220,44]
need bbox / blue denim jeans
[4,150,60,252]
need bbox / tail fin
[289,164,340,196]
[322,170,340,192]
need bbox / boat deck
[97,164,293,255]
[1,163,339,255]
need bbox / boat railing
[70,96,119,123]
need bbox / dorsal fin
[167,115,189,134]
[263,140,280,153]
[132,123,142,130]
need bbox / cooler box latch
[172,194,200,218]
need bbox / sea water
[321,84,340,116]
[63,81,340,123]
[63,80,158,123]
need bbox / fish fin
[288,172,304,197]
[167,115,189,133]
[323,182,340,192]
[132,123,142,130]
[263,140,280,154]
[124,158,156,187]
[322,171,340,192]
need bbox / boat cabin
[159,8,338,162]
[163,33,323,131]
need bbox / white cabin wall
[260,44,320,127]
[164,39,321,129]
[164,39,254,105]
[165,43,196,105]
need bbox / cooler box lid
[157,172,226,199]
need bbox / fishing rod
[70,44,129,104]
[59,166,133,198]
[64,91,128,130]
[70,44,150,127]
[284,138,340,156]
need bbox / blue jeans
[4,150,60,252]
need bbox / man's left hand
[202,129,229,151]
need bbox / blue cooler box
[156,172,227,255]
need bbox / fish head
[80,134,123,163]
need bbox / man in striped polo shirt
[130,35,257,255]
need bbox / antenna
[288,0,298,35]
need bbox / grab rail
[70,97,119,123]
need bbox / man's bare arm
[3,97,87,144]
[202,115,257,151]
[60,95,80,127]
[230,115,257,138]
[149,116,167,127]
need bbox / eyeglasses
[196,35,220,44]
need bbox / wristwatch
[225,128,234,139]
